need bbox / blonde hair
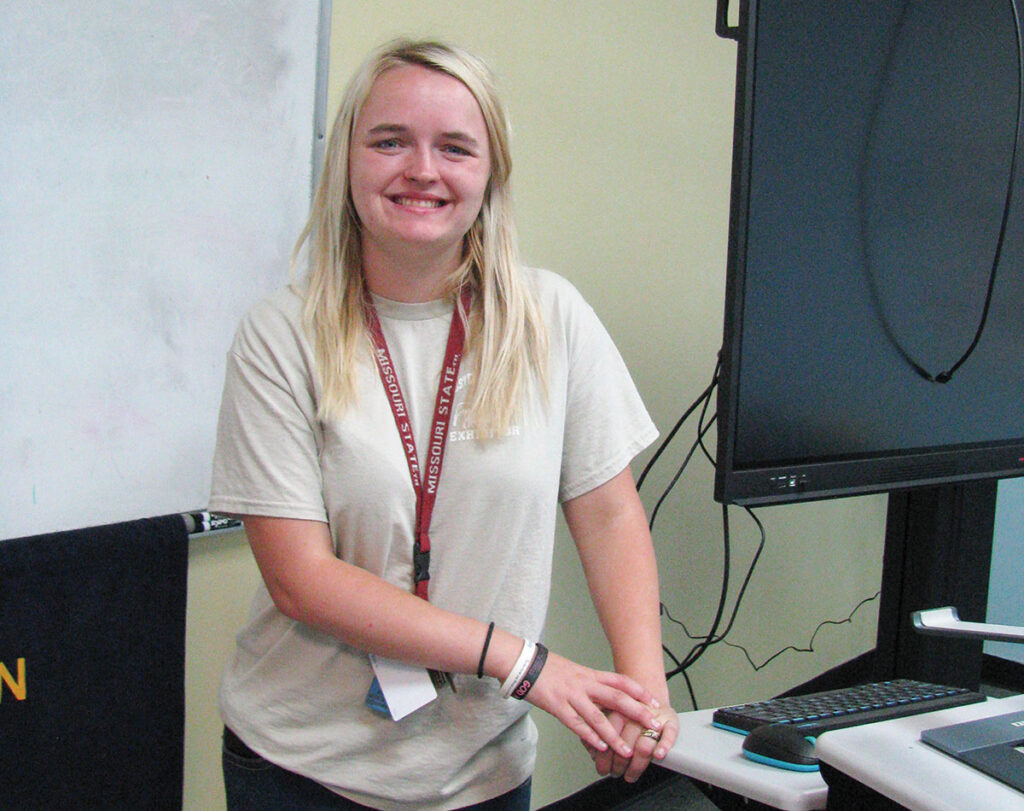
[296,38,547,438]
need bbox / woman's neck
[361,241,461,303]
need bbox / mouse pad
[921,710,1024,793]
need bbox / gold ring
[640,728,662,741]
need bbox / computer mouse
[741,723,819,771]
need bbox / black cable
[667,502,766,679]
[657,507,765,657]
[662,634,683,671]
[648,413,716,531]
[661,586,881,683]
[639,360,761,691]
[636,360,730,692]
[666,501,731,680]
[641,358,719,531]
[697,505,766,647]
[660,602,705,645]
[646,360,873,707]
[721,591,881,672]
[681,668,698,712]
[636,356,719,492]
[940,0,1024,382]
[858,0,1023,384]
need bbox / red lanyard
[364,286,472,601]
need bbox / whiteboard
[0,1,329,540]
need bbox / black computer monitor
[714,0,1024,507]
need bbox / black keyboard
[713,678,986,736]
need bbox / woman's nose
[404,146,438,183]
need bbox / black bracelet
[511,643,548,700]
[477,621,496,679]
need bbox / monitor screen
[714,0,1024,505]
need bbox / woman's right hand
[521,649,663,758]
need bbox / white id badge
[368,655,438,721]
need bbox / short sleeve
[554,279,659,502]
[208,291,327,521]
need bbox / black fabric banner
[0,515,189,809]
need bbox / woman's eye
[374,138,402,150]
[442,144,471,157]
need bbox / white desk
[662,708,828,810]
[815,693,1024,810]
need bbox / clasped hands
[520,650,678,783]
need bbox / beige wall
[184,529,259,810]
[182,2,888,808]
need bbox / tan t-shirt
[209,267,658,810]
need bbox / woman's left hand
[587,707,679,783]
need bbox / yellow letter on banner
[0,658,27,702]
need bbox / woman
[210,38,678,810]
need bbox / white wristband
[499,640,536,699]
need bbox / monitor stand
[873,480,998,689]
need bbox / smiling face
[349,63,491,299]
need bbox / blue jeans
[222,727,532,811]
